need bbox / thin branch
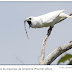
[16,57,24,64]
[41,42,72,65]
[40,26,53,64]
[40,12,72,65]
[40,35,48,64]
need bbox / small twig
[16,57,24,64]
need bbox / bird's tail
[59,13,72,19]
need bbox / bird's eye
[29,18,31,20]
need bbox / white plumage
[24,10,72,39]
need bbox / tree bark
[40,26,53,64]
[41,42,72,65]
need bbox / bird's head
[24,16,33,39]
[26,16,33,28]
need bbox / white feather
[24,9,72,38]
[31,10,64,28]
[29,9,72,28]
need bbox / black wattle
[27,21,31,27]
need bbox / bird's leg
[47,26,53,36]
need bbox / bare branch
[40,42,72,65]
[40,26,53,64]
[16,57,24,64]
[40,35,48,64]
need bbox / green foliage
[57,54,72,64]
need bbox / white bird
[24,10,72,39]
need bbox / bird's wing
[40,10,64,24]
